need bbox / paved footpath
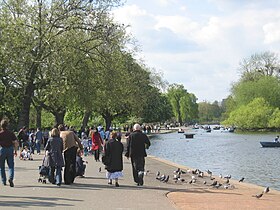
[1,150,280,210]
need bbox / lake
[147,129,280,191]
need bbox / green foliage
[222,98,273,129]
[268,108,280,128]
[140,88,173,123]
[232,76,280,108]
[167,84,198,124]
[198,101,222,123]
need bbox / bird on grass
[252,193,263,199]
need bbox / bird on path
[224,175,231,179]
[224,179,230,184]
[174,168,180,174]
[211,180,218,186]
[239,177,245,182]
[213,183,222,189]
[159,174,166,181]
[163,175,169,183]
[206,169,212,177]
[252,193,263,199]
[263,187,270,193]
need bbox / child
[81,132,89,156]
[76,149,87,177]
[20,146,33,160]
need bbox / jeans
[0,146,14,184]
[35,140,41,154]
[49,166,62,185]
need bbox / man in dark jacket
[125,123,151,186]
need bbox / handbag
[101,155,110,165]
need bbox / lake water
[147,129,280,191]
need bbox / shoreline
[147,155,280,210]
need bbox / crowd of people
[0,120,151,188]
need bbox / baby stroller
[38,155,50,184]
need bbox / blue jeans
[35,140,41,154]
[0,146,14,184]
[49,166,62,185]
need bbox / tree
[268,108,280,129]
[222,98,273,130]
[140,87,173,123]
[0,0,122,128]
[239,51,280,82]
[167,84,198,124]
[232,76,280,108]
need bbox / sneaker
[138,171,144,186]
[115,182,120,187]
[8,179,14,187]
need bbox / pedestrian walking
[125,123,151,186]
[0,119,18,187]
[58,124,83,185]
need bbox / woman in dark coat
[45,128,64,186]
[104,132,123,187]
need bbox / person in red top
[91,128,103,161]
[0,119,18,187]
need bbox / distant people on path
[43,128,49,148]
[45,128,64,186]
[28,129,35,154]
[17,126,28,148]
[58,124,83,185]
[81,132,89,156]
[274,135,279,143]
[0,119,18,187]
[91,128,104,162]
[35,127,43,155]
[125,123,151,186]
[103,132,123,187]
[19,146,33,160]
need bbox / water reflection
[148,129,280,191]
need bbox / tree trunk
[18,82,35,129]
[54,110,66,126]
[82,110,91,129]
[103,111,112,131]
[35,106,42,129]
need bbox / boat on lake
[178,128,185,133]
[184,133,195,138]
[260,142,280,147]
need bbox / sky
[111,0,280,102]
